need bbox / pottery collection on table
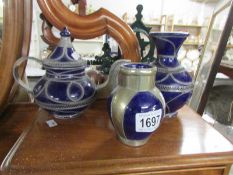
[13,28,193,147]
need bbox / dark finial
[60,27,71,37]
[136,4,143,21]
[102,43,111,55]
[136,4,143,13]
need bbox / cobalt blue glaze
[150,32,193,117]
[32,28,96,119]
[162,91,192,113]
[108,63,165,146]
[60,27,71,37]
[50,47,64,59]
[123,92,163,140]
[124,63,152,69]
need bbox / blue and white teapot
[13,28,128,119]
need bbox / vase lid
[42,27,86,70]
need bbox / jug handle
[13,57,42,93]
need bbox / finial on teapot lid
[60,27,71,37]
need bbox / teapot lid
[42,27,86,70]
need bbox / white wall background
[87,0,163,21]
[29,0,217,62]
[86,0,215,24]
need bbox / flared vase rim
[149,32,189,37]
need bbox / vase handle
[13,57,42,93]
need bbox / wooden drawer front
[127,167,225,175]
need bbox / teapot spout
[96,59,131,98]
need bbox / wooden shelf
[128,22,206,32]
[0,104,37,163]
[183,41,204,46]
[128,22,161,27]
[174,24,203,28]
[226,44,233,48]
[1,100,233,174]
[145,23,161,27]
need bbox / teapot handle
[13,57,42,93]
[96,59,131,98]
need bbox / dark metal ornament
[131,4,156,63]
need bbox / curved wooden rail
[37,0,140,62]
[40,14,60,47]
[40,0,84,48]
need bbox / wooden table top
[1,100,233,175]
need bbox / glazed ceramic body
[34,29,96,119]
[13,28,96,119]
[108,63,165,147]
[13,28,131,119]
[150,32,193,117]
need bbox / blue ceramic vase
[13,28,96,119]
[108,63,165,147]
[150,32,193,117]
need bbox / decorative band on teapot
[42,59,87,69]
[35,94,96,111]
